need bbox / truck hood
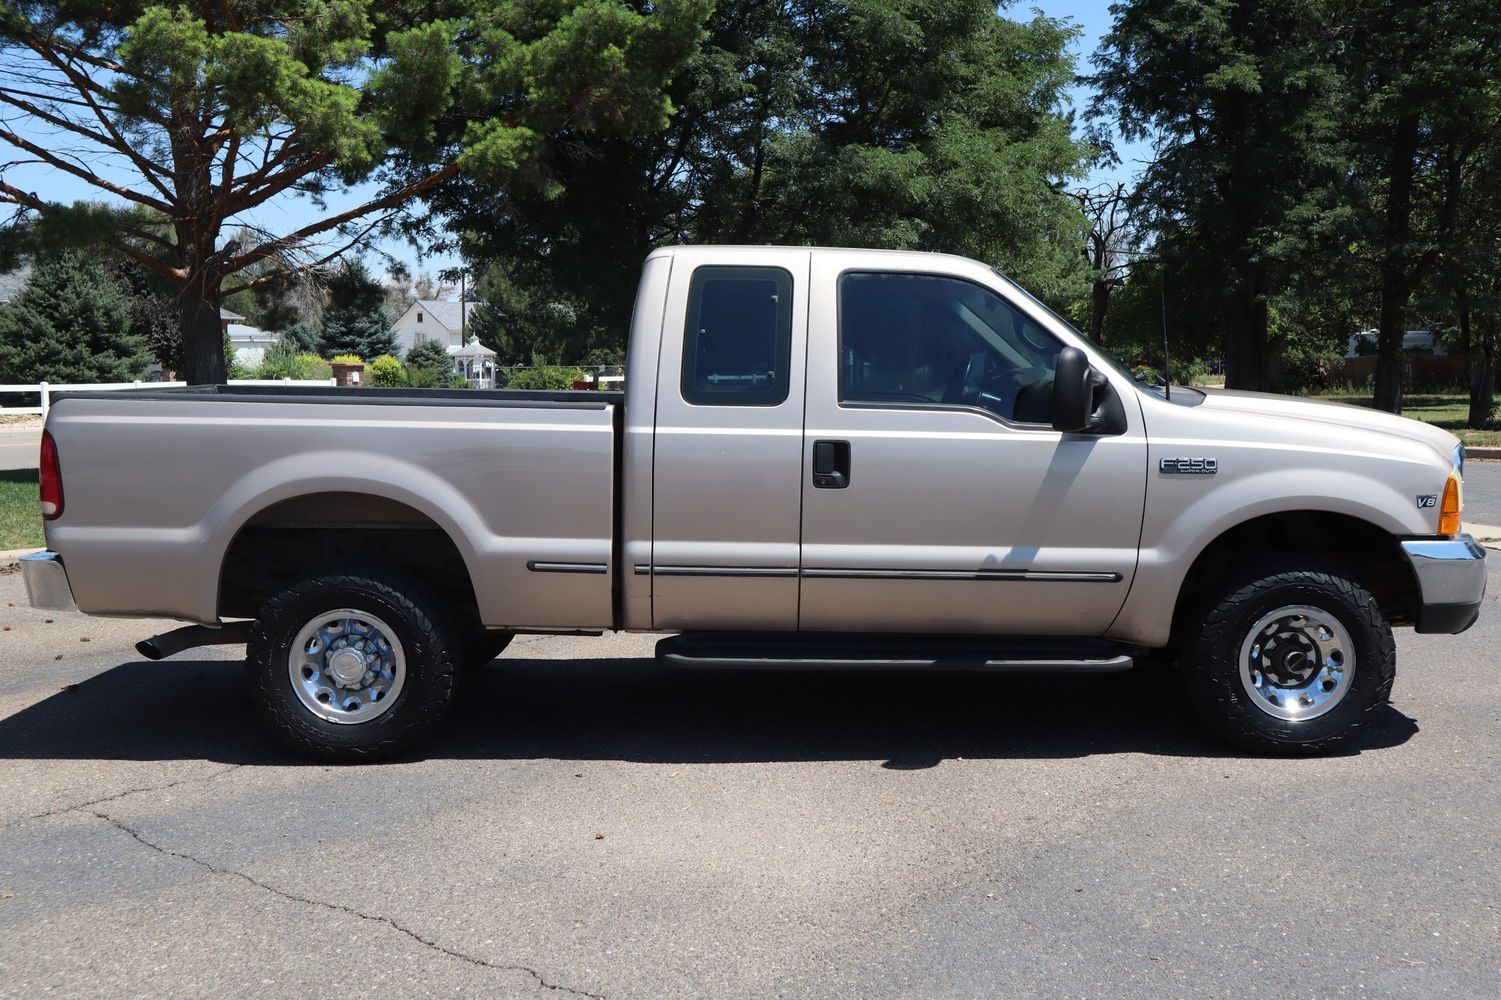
[1193,387,1459,462]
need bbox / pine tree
[0,252,149,382]
[318,261,396,361]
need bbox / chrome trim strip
[1400,534,1487,606]
[525,561,608,575]
[20,551,76,610]
[648,565,800,578]
[800,567,1123,583]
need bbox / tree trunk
[1223,268,1269,391]
[1373,275,1408,413]
[178,283,227,384]
[1089,277,1110,344]
[1471,315,1497,429]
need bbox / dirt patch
[0,562,20,575]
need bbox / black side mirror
[1051,346,1108,433]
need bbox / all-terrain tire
[247,572,460,762]
[1182,560,1396,755]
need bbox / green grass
[0,469,43,551]
[1311,392,1501,447]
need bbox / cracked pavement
[2,558,1500,998]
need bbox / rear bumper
[20,551,76,611]
[1400,535,1487,634]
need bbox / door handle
[812,440,851,489]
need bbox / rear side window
[681,266,793,406]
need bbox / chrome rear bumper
[1400,535,1487,634]
[20,551,76,611]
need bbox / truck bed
[44,384,622,630]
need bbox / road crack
[18,763,244,825]
[93,810,602,999]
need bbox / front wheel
[1182,562,1396,755]
[247,572,460,762]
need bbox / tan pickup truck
[22,246,1486,760]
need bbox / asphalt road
[2,557,1499,998]
[0,424,40,473]
[1462,459,1501,527]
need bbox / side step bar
[656,632,1134,673]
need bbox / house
[391,300,480,355]
[227,321,277,369]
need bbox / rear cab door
[647,248,811,629]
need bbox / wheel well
[219,492,480,622]
[1170,511,1420,638]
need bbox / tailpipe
[136,621,254,661]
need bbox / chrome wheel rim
[288,609,406,725]
[1238,604,1355,722]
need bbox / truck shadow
[0,654,1419,765]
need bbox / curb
[0,547,42,564]
[1467,447,1501,461]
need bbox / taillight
[1438,471,1461,536]
[39,429,63,520]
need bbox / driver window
[837,272,1062,423]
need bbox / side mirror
[1051,346,1107,434]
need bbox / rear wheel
[247,572,459,762]
[1182,561,1395,755]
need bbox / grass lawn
[0,469,43,551]
[1311,392,1501,447]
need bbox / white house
[391,300,480,355]
[227,322,278,369]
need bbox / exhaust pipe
[136,621,254,661]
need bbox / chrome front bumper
[1400,535,1487,634]
[20,551,76,611]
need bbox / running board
[655,633,1134,673]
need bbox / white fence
[0,378,338,417]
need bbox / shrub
[330,353,364,365]
[254,337,326,379]
[508,365,585,390]
[367,354,406,387]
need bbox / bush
[367,354,406,387]
[254,337,326,380]
[508,365,585,390]
[330,353,364,365]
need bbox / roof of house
[452,335,497,358]
[404,299,478,331]
[226,322,275,344]
[220,306,245,321]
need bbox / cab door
[797,257,1147,635]
[649,248,810,630]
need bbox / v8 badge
[1416,494,1438,508]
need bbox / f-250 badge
[1159,457,1218,475]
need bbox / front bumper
[20,551,76,611]
[1400,535,1487,634]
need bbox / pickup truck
[21,246,1487,760]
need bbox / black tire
[1181,560,1396,755]
[459,628,514,670]
[247,572,460,762]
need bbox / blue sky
[2,1,1146,281]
